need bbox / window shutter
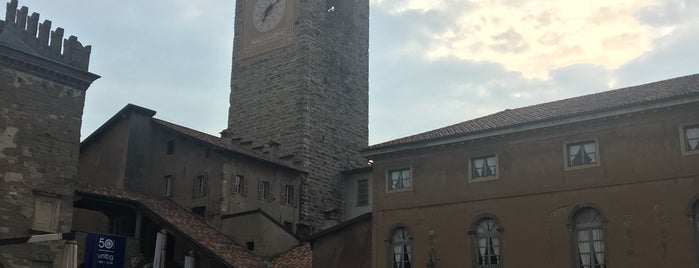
[257,179,263,200]
[293,185,299,208]
[243,177,248,196]
[203,176,208,197]
[232,175,237,194]
[192,177,197,197]
[280,183,287,205]
[268,182,274,201]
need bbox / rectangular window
[356,179,369,207]
[283,221,293,232]
[233,175,246,195]
[192,206,206,218]
[257,180,272,201]
[566,140,598,168]
[682,124,699,154]
[192,175,207,197]
[164,175,174,197]
[166,140,174,155]
[387,168,411,191]
[283,185,294,205]
[470,155,498,180]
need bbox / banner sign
[84,233,126,267]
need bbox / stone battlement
[0,0,92,71]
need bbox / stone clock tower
[227,0,369,229]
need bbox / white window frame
[563,138,600,170]
[469,154,499,182]
[680,123,699,156]
[571,207,606,268]
[389,227,412,268]
[472,217,502,268]
[386,168,412,193]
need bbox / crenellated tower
[226,0,369,230]
[0,0,99,266]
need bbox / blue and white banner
[84,233,125,267]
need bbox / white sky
[16,0,699,144]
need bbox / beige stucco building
[364,75,699,268]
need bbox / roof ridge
[365,73,699,152]
[149,117,307,173]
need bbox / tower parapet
[1,0,92,71]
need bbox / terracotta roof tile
[269,243,312,268]
[75,183,266,268]
[366,73,699,152]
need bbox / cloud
[372,0,670,79]
[613,20,699,87]
[636,0,699,26]
[369,6,621,144]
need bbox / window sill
[564,162,600,171]
[469,176,499,183]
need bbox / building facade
[0,0,99,266]
[77,104,305,249]
[364,75,699,268]
[227,0,370,228]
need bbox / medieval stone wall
[0,66,85,267]
[228,0,369,229]
[0,1,97,266]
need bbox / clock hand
[262,0,281,23]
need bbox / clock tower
[227,0,369,229]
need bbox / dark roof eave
[221,209,301,241]
[307,212,372,242]
[80,104,156,150]
[150,120,307,174]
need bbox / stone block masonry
[0,0,99,266]
[228,0,369,230]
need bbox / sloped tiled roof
[80,103,305,173]
[366,73,699,153]
[75,183,266,268]
[151,118,305,173]
[269,243,312,268]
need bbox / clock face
[252,0,286,33]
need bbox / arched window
[572,207,605,268]
[473,217,501,268]
[390,227,412,268]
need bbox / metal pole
[184,251,195,268]
[61,240,78,268]
[153,230,167,268]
